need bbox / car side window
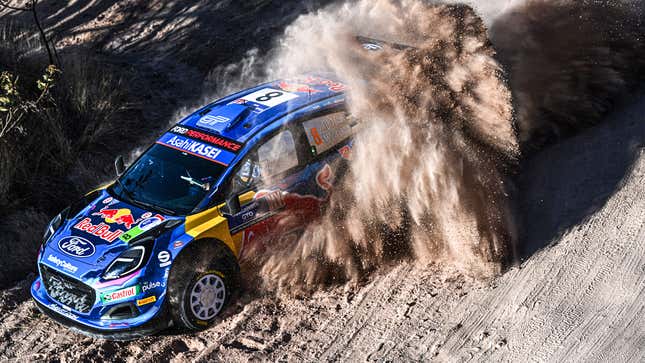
[257,130,298,178]
[229,130,298,195]
[301,112,353,156]
[230,154,262,193]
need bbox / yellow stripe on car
[184,190,256,259]
[185,205,239,257]
[87,183,111,195]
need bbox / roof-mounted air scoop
[355,35,413,51]
[195,103,251,133]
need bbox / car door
[223,128,311,257]
[224,111,355,258]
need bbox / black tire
[167,240,240,331]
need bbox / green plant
[0,64,59,139]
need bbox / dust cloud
[489,0,645,150]
[230,0,645,292]
[245,0,519,291]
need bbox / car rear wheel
[168,240,239,331]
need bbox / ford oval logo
[58,236,95,258]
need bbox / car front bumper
[31,277,170,340]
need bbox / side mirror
[114,155,125,176]
[225,195,241,215]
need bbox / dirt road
[0,1,643,361]
[1,90,643,361]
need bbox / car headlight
[43,207,70,244]
[102,239,154,280]
[103,246,146,280]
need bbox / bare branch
[0,0,58,66]
[0,0,31,11]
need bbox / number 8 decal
[256,91,283,102]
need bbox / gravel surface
[0,1,643,361]
[1,92,643,362]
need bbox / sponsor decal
[74,218,124,243]
[141,281,163,293]
[118,230,136,243]
[311,127,324,145]
[172,126,188,134]
[136,295,157,306]
[158,250,171,268]
[338,145,352,160]
[163,135,221,159]
[100,285,140,303]
[47,254,78,273]
[48,303,79,321]
[301,76,346,92]
[316,164,333,191]
[197,114,230,128]
[303,112,352,154]
[156,133,236,165]
[173,241,184,249]
[241,210,255,221]
[120,214,166,243]
[170,125,243,153]
[57,236,95,258]
[93,207,139,229]
[102,197,113,204]
[277,81,321,94]
[139,215,164,231]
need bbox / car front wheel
[167,240,239,331]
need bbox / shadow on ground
[6,0,336,71]
[518,91,645,259]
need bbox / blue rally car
[31,74,358,339]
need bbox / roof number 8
[256,91,283,102]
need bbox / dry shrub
[0,25,131,286]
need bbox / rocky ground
[0,1,643,362]
[1,91,642,362]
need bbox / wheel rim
[189,274,226,320]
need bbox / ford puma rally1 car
[31,74,357,339]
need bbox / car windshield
[110,144,227,215]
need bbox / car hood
[45,190,175,268]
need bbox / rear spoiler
[355,35,415,52]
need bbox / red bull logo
[316,164,333,191]
[278,81,321,94]
[300,76,346,92]
[338,145,352,160]
[74,218,124,243]
[93,208,139,229]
